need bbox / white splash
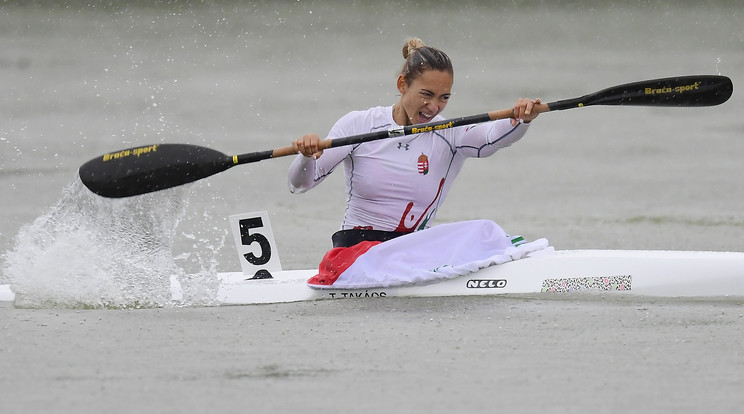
[2,178,220,309]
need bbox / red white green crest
[417,153,429,175]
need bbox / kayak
[3,248,744,305]
[2,211,744,305]
[212,248,744,305]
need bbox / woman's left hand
[511,97,542,126]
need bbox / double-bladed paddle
[79,75,733,198]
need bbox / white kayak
[4,248,743,305]
[2,211,744,305]
[213,249,744,305]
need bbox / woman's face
[397,69,453,125]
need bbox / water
[1,1,743,412]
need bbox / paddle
[80,75,733,198]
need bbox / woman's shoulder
[328,106,393,139]
[340,105,393,119]
[334,105,394,128]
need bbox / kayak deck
[215,249,744,305]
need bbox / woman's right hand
[292,133,324,159]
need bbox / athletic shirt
[288,105,530,232]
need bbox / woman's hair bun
[402,38,426,59]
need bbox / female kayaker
[288,37,541,248]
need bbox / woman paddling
[289,37,541,250]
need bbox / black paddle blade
[549,75,733,111]
[79,144,234,198]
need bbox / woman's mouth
[418,111,434,123]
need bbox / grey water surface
[1,1,743,413]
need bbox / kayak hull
[215,249,744,305]
[3,250,743,306]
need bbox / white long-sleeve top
[288,105,530,233]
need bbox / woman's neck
[392,103,410,126]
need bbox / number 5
[239,217,271,266]
[229,211,282,276]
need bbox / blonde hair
[402,38,426,59]
[399,37,453,84]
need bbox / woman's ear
[396,75,407,95]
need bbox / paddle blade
[79,144,234,198]
[549,75,733,110]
